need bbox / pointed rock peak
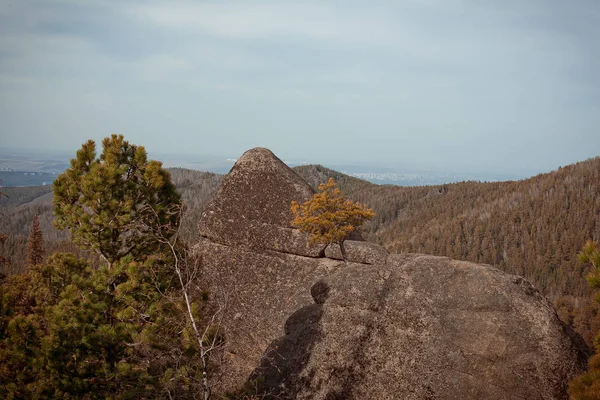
[222,147,315,226]
[229,148,306,186]
[233,147,281,169]
[198,148,325,257]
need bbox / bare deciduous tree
[147,204,227,400]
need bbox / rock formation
[198,147,326,257]
[195,147,587,399]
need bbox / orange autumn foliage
[291,178,374,259]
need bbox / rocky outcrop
[196,147,588,399]
[252,254,587,399]
[198,147,326,257]
[195,238,338,394]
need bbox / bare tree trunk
[146,204,226,399]
[168,241,212,400]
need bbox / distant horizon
[1,135,597,179]
[2,144,597,186]
[1,142,580,173]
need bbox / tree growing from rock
[569,239,600,399]
[53,134,181,267]
[291,178,374,261]
[26,216,45,266]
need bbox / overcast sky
[0,0,599,174]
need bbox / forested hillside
[166,168,224,239]
[0,168,223,275]
[2,158,599,344]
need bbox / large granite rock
[195,238,339,395]
[251,254,587,399]
[198,147,326,257]
[195,147,588,399]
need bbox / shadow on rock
[245,280,329,399]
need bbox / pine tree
[26,215,45,266]
[53,134,181,266]
[291,178,375,261]
[27,135,215,397]
[2,137,223,398]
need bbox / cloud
[131,54,192,82]
[125,2,397,45]
[1,0,599,171]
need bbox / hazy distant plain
[0,147,538,187]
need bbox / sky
[0,0,599,176]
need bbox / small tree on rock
[26,215,45,266]
[291,178,375,262]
